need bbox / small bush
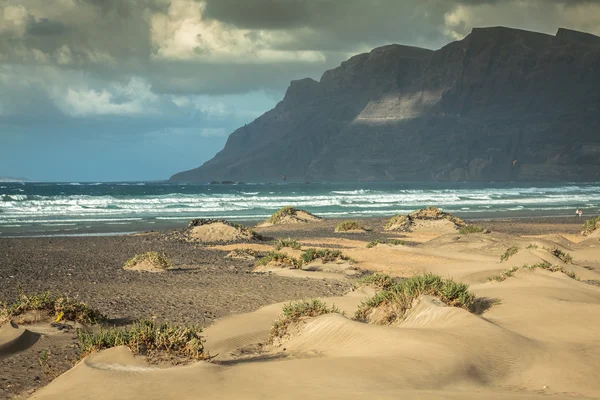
[366,239,405,248]
[268,207,298,224]
[77,320,212,361]
[550,247,573,264]
[355,274,474,324]
[274,238,301,250]
[356,273,400,291]
[500,246,519,262]
[300,248,353,264]
[1,292,106,325]
[335,221,363,232]
[124,251,173,270]
[582,216,600,234]
[526,244,539,249]
[257,251,301,269]
[270,299,343,343]
[459,225,484,234]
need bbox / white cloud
[56,78,158,117]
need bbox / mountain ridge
[171,26,600,182]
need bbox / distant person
[579,209,583,218]
[576,209,580,217]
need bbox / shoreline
[0,212,592,238]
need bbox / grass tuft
[268,206,298,224]
[488,262,579,282]
[355,274,474,324]
[526,244,539,249]
[335,220,363,232]
[77,320,212,361]
[385,215,409,230]
[274,238,301,250]
[459,225,484,234]
[500,246,519,262]
[366,239,405,248]
[270,299,343,343]
[582,216,600,235]
[356,273,401,291]
[257,251,301,269]
[124,251,173,270]
[550,247,573,264]
[1,292,106,325]
[299,248,354,264]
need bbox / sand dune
[28,225,600,400]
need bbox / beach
[1,215,599,399]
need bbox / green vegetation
[335,220,364,232]
[268,206,298,224]
[257,251,302,269]
[124,251,173,270]
[500,246,519,262]
[300,248,354,264]
[228,248,259,258]
[355,274,474,324]
[385,215,408,230]
[550,247,573,264]
[77,320,211,361]
[366,239,405,248]
[526,244,539,249]
[487,266,520,282]
[582,216,600,235]
[274,238,302,250]
[270,299,343,342]
[1,292,106,325]
[459,225,484,234]
[488,262,579,282]
[356,272,401,291]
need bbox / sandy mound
[0,321,41,357]
[257,207,323,227]
[123,251,172,272]
[185,219,259,243]
[385,207,466,232]
[225,249,258,260]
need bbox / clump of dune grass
[500,246,519,262]
[385,215,409,230]
[268,206,298,224]
[1,292,106,325]
[257,251,302,269]
[356,272,401,291]
[77,320,212,361]
[186,219,262,240]
[355,273,474,324]
[124,251,173,270]
[270,299,343,343]
[459,225,484,234]
[487,266,520,282]
[366,239,405,248]
[526,244,539,249]
[582,216,600,235]
[335,220,364,232]
[226,248,259,260]
[488,262,579,282]
[549,247,573,264]
[300,248,354,264]
[274,238,301,250]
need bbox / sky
[1,0,599,182]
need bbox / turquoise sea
[1,181,599,237]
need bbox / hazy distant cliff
[171,27,600,182]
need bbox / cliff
[171,27,600,182]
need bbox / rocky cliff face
[171,27,600,182]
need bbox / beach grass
[335,220,363,232]
[1,292,106,325]
[270,299,343,342]
[500,246,519,262]
[355,273,474,324]
[77,320,212,361]
[123,251,173,270]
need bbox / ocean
[1,181,598,237]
